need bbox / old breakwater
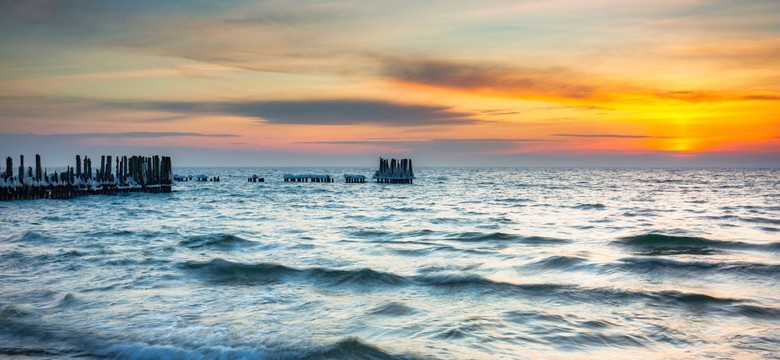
[373,157,414,183]
[0,154,172,200]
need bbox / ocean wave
[503,310,570,325]
[522,255,590,271]
[573,203,606,210]
[614,233,780,254]
[542,332,647,350]
[502,310,662,349]
[495,197,531,203]
[416,274,778,319]
[350,229,443,243]
[3,231,51,243]
[0,317,410,360]
[350,230,393,238]
[0,347,84,358]
[706,215,780,226]
[177,257,780,322]
[56,293,82,308]
[615,257,780,277]
[181,258,409,286]
[181,259,300,284]
[0,303,32,320]
[433,318,494,341]
[0,249,86,268]
[647,291,780,320]
[367,302,418,316]
[180,234,258,250]
[389,244,494,256]
[446,232,569,244]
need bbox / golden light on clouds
[0,0,778,166]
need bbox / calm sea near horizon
[1,167,778,359]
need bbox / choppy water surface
[1,168,779,359]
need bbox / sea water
[1,168,778,359]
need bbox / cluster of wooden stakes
[0,154,172,200]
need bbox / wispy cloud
[652,91,780,103]
[123,99,483,127]
[553,133,672,139]
[381,56,780,104]
[298,138,547,145]
[742,95,780,101]
[3,132,239,138]
[381,56,599,100]
[295,138,553,155]
[71,132,238,138]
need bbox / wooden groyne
[1,154,172,200]
[248,175,265,183]
[373,157,414,184]
[344,174,366,183]
[175,174,219,182]
[283,174,334,183]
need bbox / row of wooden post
[283,175,334,182]
[0,154,173,200]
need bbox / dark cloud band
[125,99,482,126]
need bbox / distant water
[1,168,778,359]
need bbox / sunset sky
[1,0,779,167]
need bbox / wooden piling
[35,154,42,182]
[4,157,12,180]
[76,155,82,180]
[373,157,415,184]
[18,155,24,183]
[1,154,173,201]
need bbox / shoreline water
[1,167,778,359]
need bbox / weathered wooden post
[18,155,24,183]
[99,156,104,183]
[76,155,82,181]
[156,157,161,185]
[5,157,12,180]
[123,156,128,185]
[35,154,42,182]
[105,156,112,184]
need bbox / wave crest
[182,259,409,286]
[615,233,780,254]
[180,234,258,250]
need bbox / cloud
[381,56,599,100]
[651,91,780,103]
[742,95,780,101]
[553,133,673,139]
[61,132,239,138]
[296,138,552,156]
[2,132,239,139]
[380,57,780,105]
[0,96,483,128]
[298,138,547,145]
[125,99,482,126]
[533,105,612,111]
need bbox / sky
[1,0,779,167]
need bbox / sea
[1,167,778,359]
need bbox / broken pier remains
[373,157,414,184]
[1,154,173,200]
